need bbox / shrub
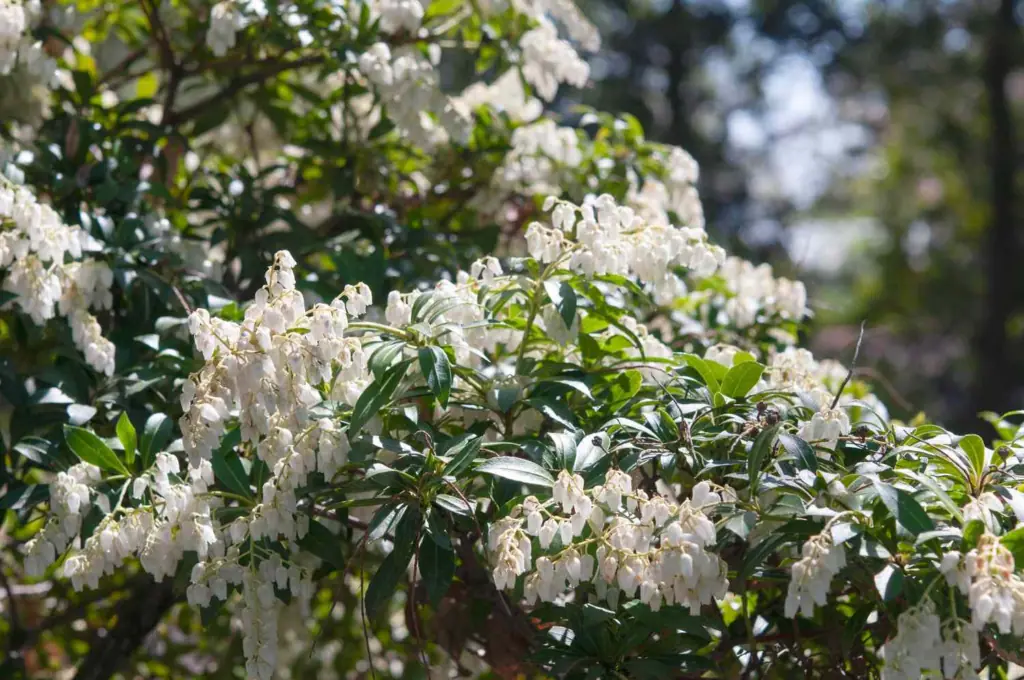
[1,2,1022,678]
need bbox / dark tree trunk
[74,579,178,680]
[968,0,1019,430]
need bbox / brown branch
[162,55,327,126]
[984,631,1024,666]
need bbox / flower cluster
[0,0,56,86]
[942,534,1024,634]
[357,42,471,147]
[490,469,730,615]
[784,531,845,618]
[879,602,943,680]
[527,193,724,302]
[207,1,262,57]
[519,21,590,101]
[718,256,808,328]
[23,462,100,576]
[877,603,980,680]
[0,179,115,374]
[628,146,705,231]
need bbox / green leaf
[963,519,986,550]
[419,537,456,605]
[64,425,129,475]
[368,340,406,380]
[476,456,554,487]
[872,480,935,535]
[349,360,410,434]
[573,432,609,472]
[747,424,779,494]
[683,354,720,392]
[116,412,137,467]
[140,413,172,470]
[211,431,251,499]
[299,519,346,571]
[441,435,482,476]
[434,494,473,516]
[365,510,419,618]
[873,564,904,601]
[364,545,412,619]
[0,483,48,510]
[135,71,158,98]
[1001,526,1024,566]
[720,362,765,398]
[959,434,988,480]
[738,533,789,586]
[545,280,577,329]
[778,432,818,472]
[418,346,452,408]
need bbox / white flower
[798,406,851,451]
[784,533,845,618]
[879,602,943,680]
[207,2,246,57]
[520,20,589,101]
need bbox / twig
[830,321,867,410]
[984,631,1024,666]
[163,55,326,126]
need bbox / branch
[162,55,326,126]
[984,631,1024,666]
[830,320,866,410]
[74,578,178,680]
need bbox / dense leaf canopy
[1,2,1023,679]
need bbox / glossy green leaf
[419,536,455,605]
[720,361,765,398]
[116,412,137,466]
[872,479,935,535]
[778,432,818,472]
[64,425,129,475]
[349,360,410,434]
[476,456,554,487]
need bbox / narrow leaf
[116,412,137,466]
[747,424,779,494]
[64,425,129,475]
[476,456,554,487]
[212,432,251,499]
[778,432,818,472]
[419,537,455,605]
[141,413,172,470]
[872,479,935,535]
[349,360,410,434]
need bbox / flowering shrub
[2,1,1024,679]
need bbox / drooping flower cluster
[207,1,263,57]
[0,179,115,375]
[628,146,705,231]
[519,21,590,101]
[718,256,808,328]
[23,462,100,576]
[879,601,943,680]
[0,0,26,71]
[357,42,471,147]
[490,469,730,615]
[492,120,582,201]
[784,531,846,618]
[942,534,1024,634]
[0,0,57,86]
[527,194,725,303]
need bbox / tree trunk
[74,579,178,680]
[969,0,1019,430]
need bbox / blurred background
[574,0,1022,433]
